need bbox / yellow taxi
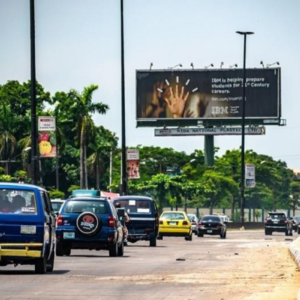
[158,211,192,241]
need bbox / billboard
[136,68,281,126]
[126,149,140,179]
[245,164,255,188]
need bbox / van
[0,183,56,274]
[113,196,159,247]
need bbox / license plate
[207,230,213,233]
[21,225,36,234]
[169,222,177,226]
[63,232,75,239]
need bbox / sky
[1,0,300,169]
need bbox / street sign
[245,164,255,188]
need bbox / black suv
[264,212,293,236]
[56,196,124,257]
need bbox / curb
[289,237,300,300]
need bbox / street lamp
[236,31,254,224]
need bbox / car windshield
[114,199,151,214]
[269,214,285,220]
[65,200,108,214]
[188,215,196,221]
[0,188,37,214]
[161,212,185,220]
[202,216,221,222]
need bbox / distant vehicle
[213,213,232,223]
[198,215,227,239]
[50,199,65,214]
[187,213,199,235]
[264,212,293,236]
[158,211,192,241]
[113,196,159,247]
[56,193,124,257]
[0,183,56,274]
[291,216,300,232]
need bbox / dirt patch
[72,241,300,299]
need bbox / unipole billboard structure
[136,68,282,127]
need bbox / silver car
[188,214,199,235]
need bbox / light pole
[120,0,127,195]
[236,31,254,224]
[30,0,38,185]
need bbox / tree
[54,85,109,189]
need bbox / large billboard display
[136,68,281,126]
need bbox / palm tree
[67,85,109,188]
[0,103,17,174]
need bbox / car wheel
[118,240,124,256]
[197,231,203,237]
[285,230,289,236]
[265,229,269,235]
[157,234,163,240]
[46,250,55,272]
[64,247,71,256]
[35,256,47,274]
[150,236,157,247]
[223,231,227,239]
[56,242,64,256]
[290,230,293,236]
[109,242,118,257]
[298,228,300,235]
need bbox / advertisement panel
[245,164,255,188]
[38,116,57,158]
[126,149,140,179]
[136,68,280,126]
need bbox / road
[0,230,299,300]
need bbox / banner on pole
[38,116,57,158]
[127,149,140,179]
[245,164,255,188]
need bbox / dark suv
[113,196,159,247]
[264,212,293,236]
[56,195,124,257]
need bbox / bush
[49,190,65,199]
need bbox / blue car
[0,183,56,274]
[56,193,124,257]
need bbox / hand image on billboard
[144,81,170,118]
[164,85,190,118]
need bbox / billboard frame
[136,68,283,128]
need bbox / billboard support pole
[120,0,127,195]
[204,135,214,166]
[236,31,254,225]
[30,0,38,185]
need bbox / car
[264,212,293,236]
[197,215,227,238]
[0,182,56,274]
[113,196,159,247]
[187,213,199,235]
[158,211,192,241]
[291,216,300,232]
[56,191,124,257]
[51,199,65,215]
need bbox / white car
[50,199,65,214]
[188,214,199,235]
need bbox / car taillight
[182,220,188,225]
[159,220,163,225]
[218,223,223,226]
[198,222,203,226]
[264,217,268,223]
[284,218,287,223]
[192,221,196,225]
[108,216,115,227]
[57,215,63,226]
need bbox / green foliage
[67,185,80,194]
[0,174,14,182]
[49,189,65,199]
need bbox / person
[12,195,26,213]
[0,193,12,213]
[115,202,130,244]
[18,176,25,184]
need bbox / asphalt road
[0,230,299,300]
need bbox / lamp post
[236,31,254,224]
[30,0,38,185]
[120,0,127,195]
